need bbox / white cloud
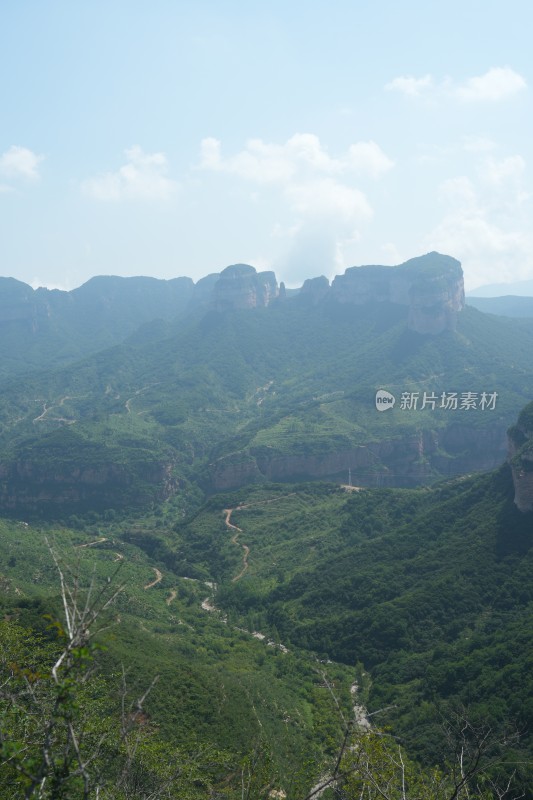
[455,67,527,102]
[426,211,530,286]
[82,146,177,201]
[277,181,373,283]
[276,225,346,285]
[385,74,433,97]
[386,66,527,103]
[346,141,394,178]
[199,133,393,183]
[462,136,497,153]
[423,164,533,288]
[438,176,477,207]
[199,133,390,284]
[285,178,372,224]
[200,136,296,183]
[379,242,405,264]
[479,155,526,186]
[0,145,43,180]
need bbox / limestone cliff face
[199,251,464,333]
[208,423,507,491]
[508,402,533,512]
[330,252,465,334]
[213,265,279,311]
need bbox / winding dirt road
[223,495,298,582]
[77,537,108,548]
[144,568,163,590]
[223,508,249,581]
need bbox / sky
[1,0,532,292]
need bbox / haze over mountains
[0,251,532,517]
[467,278,533,297]
[466,277,533,318]
[466,295,533,318]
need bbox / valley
[0,253,532,798]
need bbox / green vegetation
[168,470,533,794]
[0,517,359,797]
[1,461,531,796]
[0,298,533,517]
[0,273,532,797]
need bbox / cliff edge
[214,264,279,311]
[330,252,465,334]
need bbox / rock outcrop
[508,402,533,512]
[213,264,279,311]
[0,458,178,513]
[208,423,508,492]
[0,426,179,514]
[300,276,330,305]
[330,252,465,334]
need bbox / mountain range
[1,251,533,517]
[0,251,532,798]
[467,278,533,297]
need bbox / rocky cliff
[508,401,533,512]
[0,253,464,354]
[208,423,508,491]
[213,264,279,311]
[0,459,178,514]
[329,252,465,334]
[201,252,464,333]
[0,427,179,515]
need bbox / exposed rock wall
[213,265,279,311]
[0,458,178,513]
[208,424,507,491]
[330,252,465,334]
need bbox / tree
[0,544,220,799]
[303,705,525,800]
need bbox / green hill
[2,453,531,795]
[171,466,533,792]
[0,274,194,378]
[1,293,533,516]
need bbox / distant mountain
[0,252,464,380]
[1,252,533,516]
[467,295,533,317]
[0,274,195,378]
[467,278,533,297]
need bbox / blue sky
[1,0,532,291]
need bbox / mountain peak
[214,265,279,311]
[330,251,465,334]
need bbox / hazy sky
[1,1,532,291]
